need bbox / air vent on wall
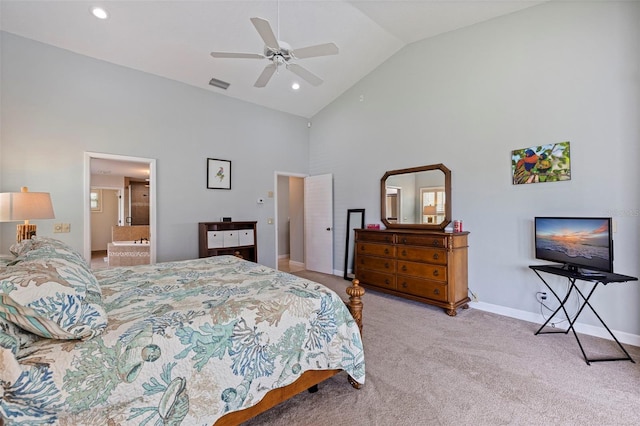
[209,78,230,90]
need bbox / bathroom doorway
[83,152,157,264]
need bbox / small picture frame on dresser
[207,158,231,190]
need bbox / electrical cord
[536,281,580,327]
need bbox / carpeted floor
[244,270,640,426]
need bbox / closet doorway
[83,152,157,264]
[274,172,333,274]
[275,173,305,272]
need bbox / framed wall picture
[207,158,231,190]
[511,141,571,185]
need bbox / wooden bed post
[346,278,365,334]
[345,278,365,390]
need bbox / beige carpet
[244,270,640,426]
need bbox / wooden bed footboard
[214,279,364,425]
[345,278,364,333]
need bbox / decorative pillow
[0,238,107,340]
[0,346,24,390]
[0,314,40,354]
[10,236,87,266]
[8,236,103,305]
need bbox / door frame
[83,152,157,263]
[273,171,307,270]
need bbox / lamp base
[17,224,37,242]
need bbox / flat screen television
[534,217,613,273]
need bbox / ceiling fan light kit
[210,17,338,88]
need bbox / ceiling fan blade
[291,43,339,59]
[287,63,323,86]
[250,17,280,51]
[210,52,264,59]
[254,63,277,88]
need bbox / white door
[304,174,333,274]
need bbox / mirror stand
[344,209,365,280]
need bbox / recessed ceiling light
[90,7,109,20]
[291,82,300,91]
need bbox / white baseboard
[331,271,640,347]
[290,260,304,268]
[470,300,640,347]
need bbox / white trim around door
[83,152,157,264]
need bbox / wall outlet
[54,223,70,233]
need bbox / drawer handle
[385,279,390,285]
[384,248,390,254]
[431,240,439,247]
[402,238,408,244]
[401,249,407,256]
[433,270,439,277]
[401,265,407,272]
[385,262,390,269]
[432,253,439,260]
[361,246,366,251]
[433,288,440,295]
[401,282,407,288]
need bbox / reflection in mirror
[381,164,451,230]
[344,209,365,281]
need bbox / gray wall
[2,2,639,339]
[0,32,309,267]
[310,2,640,337]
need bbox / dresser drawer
[396,234,447,248]
[357,242,395,258]
[357,255,395,273]
[356,231,395,244]
[397,276,447,302]
[357,269,396,290]
[397,246,447,265]
[397,260,447,282]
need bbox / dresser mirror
[381,163,451,230]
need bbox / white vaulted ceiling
[0,1,545,118]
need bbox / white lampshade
[0,187,55,242]
[422,205,437,216]
[0,189,55,222]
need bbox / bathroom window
[90,189,102,212]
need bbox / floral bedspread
[4,255,365,425]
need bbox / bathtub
[110,240,150,246]
[107,241,150,267]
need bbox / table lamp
[423,205,437,223]
[0,186,55,241]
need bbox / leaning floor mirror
[344,209,365,281]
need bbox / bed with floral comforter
[0,237,365,425]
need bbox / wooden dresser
[354,229,469,316]
[199,221,257,262]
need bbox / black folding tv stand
[529,264,638,365]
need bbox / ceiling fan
[210,17,338,88]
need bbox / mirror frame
[344,208,365,281]
[380,163,452,230]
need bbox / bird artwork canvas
[511,142,571,185]
[207,158,232,189]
